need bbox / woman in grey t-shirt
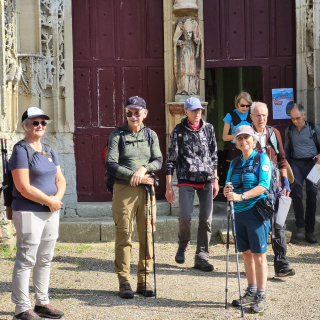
[9,107,66,320]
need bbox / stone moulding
[18,54,47,96]
[173,0,198,11]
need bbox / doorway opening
[205,66,263,198]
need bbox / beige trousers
[112,182,156,285]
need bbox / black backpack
[104,126,153,193]
[2,140,53,208]
[229,110,252,133]
[230,152,279,220]
[287,121,320,157]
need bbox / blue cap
[184,97,204,111]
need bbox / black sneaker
[194,259,214,272]
[14,310,44,320]
[250,294,267,313]
[275,268,295,277]
[305,233,318,244]
[119,283,134,299]
[175,248,186,264]
[232,289,256,307]
[34,305,64,319]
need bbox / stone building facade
[0,0,319,248]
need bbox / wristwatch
[142,165,148,171]
[241,193,246,201]
[214,176,220,180]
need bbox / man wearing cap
[106,96,163,298]
[165,97,218,271]
[250,102,295,277]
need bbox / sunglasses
[239,104,251,108]
[32,120,47,127]
[126,111,142,118]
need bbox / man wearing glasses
[165,97,219,271]
[250,102,295,277]
[284,103,320,244]
[106,96,163,299]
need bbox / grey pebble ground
[1,238,320,320]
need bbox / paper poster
[272,88,293,120]
[306,164,320,185]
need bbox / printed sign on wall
[272,88,294,120]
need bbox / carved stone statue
[173,17,202,96]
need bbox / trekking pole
[150,185,156,299]
[144,185,149,299]
[225,198,231,309]
[230,199,244,318]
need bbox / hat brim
[234,131,255,139]
[27,114,50,120]
[125,105,144,110]
[185,105,204,111]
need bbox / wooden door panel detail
[74,68,92,128]
[97,67,116,127]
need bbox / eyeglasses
[126,111,142,118]
[32,120,47,127]
[239,104,251,108]
[291,116,302,121]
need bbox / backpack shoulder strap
[246,110,252,124]
[230,111,241,127]
[307,121,320,153]
[230,155,241,176]
[267,126,279,154]
[175,123,184,148]
[42,143,53,157]
[253,152,262,180]
[143,126,153,147]
[15,140,36,166]
[115,126,126,154]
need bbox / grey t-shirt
[8,143,60,212]
[284,122,320,159]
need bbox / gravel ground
[0,237,320,320]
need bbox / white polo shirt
[254,128,267,148]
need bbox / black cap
[125,96,146,110]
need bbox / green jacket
[106,122,163,181]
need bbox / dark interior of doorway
[205,66,263,201]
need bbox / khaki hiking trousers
[112,181,156,285]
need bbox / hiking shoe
[194,259,214,272]
[136,282,155,297]
[14,310,44,320]
[306,233,318,244]
[175,248,186,264]
[119,283,134,299]
[249,294,267,313]
[232,289,256,307]
[34,304,64,319]
[275,268,295,277]
[296,227,305,239]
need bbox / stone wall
[0,0,75,248]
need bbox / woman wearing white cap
[223,125,272,313]
[9,107,66,320]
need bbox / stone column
[164,0,206,215]
[296,0,320,125]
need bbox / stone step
[58,212,320,243]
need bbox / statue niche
[173,17,202,96]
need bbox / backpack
[230,152,279,218]
[229,110,252,133]
[1,140,53,216]
[102,126,153,193]
[287,121,320,157]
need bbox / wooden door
[204,0,296,135]
[72,0,165,202]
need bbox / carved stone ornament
[4,0,21,85]
[173,17,202,96]
[173,0,198,11]
[18,55,47,96]
[306,0,314,86]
